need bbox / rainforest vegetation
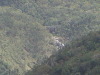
[26,31,100,75]
[0,0,100,75]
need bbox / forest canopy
[0,0,100,75]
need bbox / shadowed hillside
[26,31,100,75]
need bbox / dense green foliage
[0,60,10,75]
[0,7,56,75]
[0,60,19,75]
[0,0,100,75]
[0,0,100,39]
[26,31,100,75]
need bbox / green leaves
[0,0,100,75]
[27,31,100,75]
[0,7,56,75]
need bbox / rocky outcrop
[51,36,65,50]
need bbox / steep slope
[0,6,56,75]
[0,0,100,40]
[0,0,100,75]
[26,31,100,75]
[0,0,100,45]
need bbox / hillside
[26,31,100,75]
[0,0,100,40]
[0,7,56,75]
[0,0,100,75]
